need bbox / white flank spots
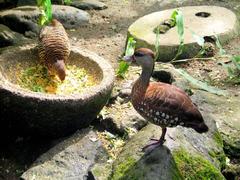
[156,111,160,115]
[162,113,165,117]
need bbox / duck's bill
[122,55,135,62]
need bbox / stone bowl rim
[0,45,115,101]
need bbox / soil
[0,0,240,179]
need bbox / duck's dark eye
[134,51,145,57]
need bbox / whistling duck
[38,19,70,81]
[123,48,208,150]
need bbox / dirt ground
[69,0,240,92]
[1,0,240,179]
[68,0,240,67]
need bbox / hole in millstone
[195,12,211,18]
[204,36,216,44]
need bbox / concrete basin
[0,45,114,137]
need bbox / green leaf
[116,61,130,78]
[231,56,240,71]
[191,31,205,47]
[176,10,184,40]
[37,0,52,26]
[174,68,227,96]
[214,34,226,56]
[171,9,185,60]
[116,37,136,78]
[125,37,136,56]
[154,26,160,61]
[170,9,178,24]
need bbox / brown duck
[123,48,208,150]
[38,19,70,81]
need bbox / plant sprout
[37,0,52,26]
[171,9,184,61]
[116,37,136,78]
[37,0,72,26]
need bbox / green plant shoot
[191,31,206,57]
[224,56,240,83]
[154,26,160,61]
[231,55,240,71]
[174,68,227,96]
[117,37,136,78]
[37,0,52,26]
[214,34,226,55]
[171,9,184,61]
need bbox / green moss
[173,149,225,180]
[208,150,226,170]
[112,156,137,180]
[170,159,184,180]
[221,133,240,158]
[213,131,224,148]
[92,163,112,179]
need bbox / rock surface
[128,6,240,62]
[21,128,108,180]
[16,0,64,6]
[111,121,225,179]
[100,100,148,136]
[0,24,28,47]
[0,5,89,37]
[71,0,107,10]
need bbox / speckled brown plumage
[38,19,70,81]
[124,48,209,150]
[132,80,204,129]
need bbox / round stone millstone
[0,45,114,138]
[128,6,240,62]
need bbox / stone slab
[128,6,240,61]
[0,24,28,47]
[21,128,108,180]
[0,5,89,37]
[71,0,107,10]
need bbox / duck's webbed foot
[142,127,167,151]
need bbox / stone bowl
[0,45,114,138]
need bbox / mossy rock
[110,122,225,180]
[173,148,224,179]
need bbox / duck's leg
[142,127,167,151]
